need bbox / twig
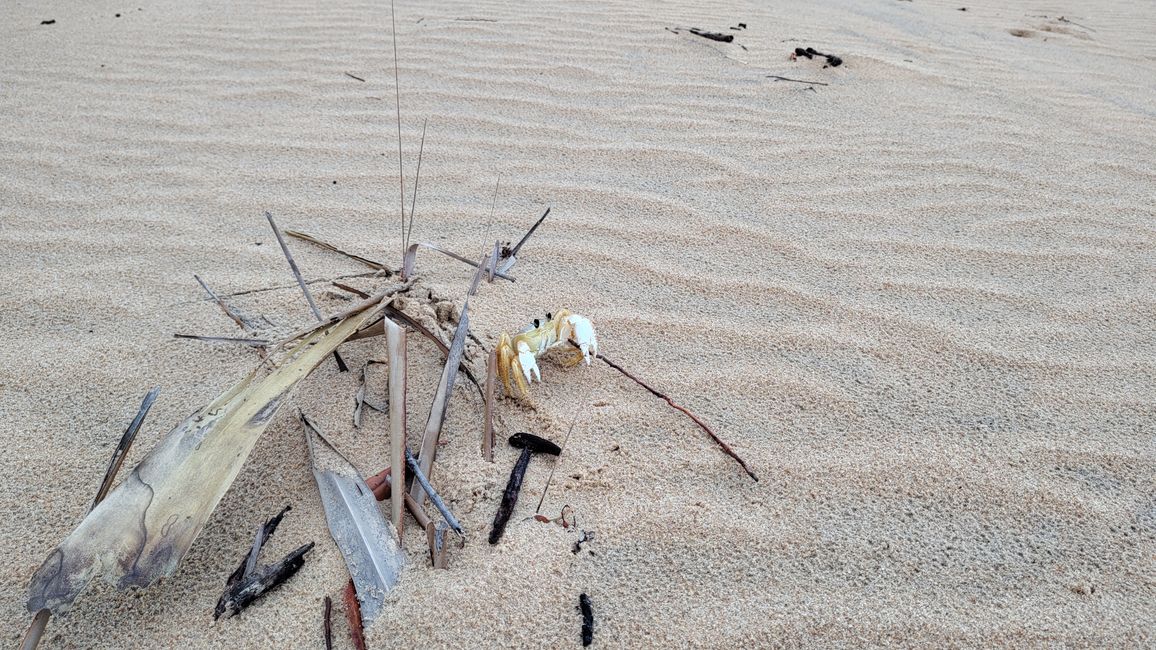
[173,333,270,347]
[403,241,515,282]
[266,212,349,372]
[194,274,255,331]
[404,118,428,251]
[344,72,366,82]
[405,448,463,535]
[767,75,829,86]
[91,387,160,510]
[483,348,496,462]
[323,596,333,650]
[285,231,389,271]
[579,344,758,481]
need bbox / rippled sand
[2,0,1153,647]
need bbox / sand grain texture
[2,0,1154,647]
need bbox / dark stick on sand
[490,433,561,544]
[323,596,334,650]
[579,593,594,646]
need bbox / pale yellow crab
[496,309,598,401]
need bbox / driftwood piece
[302,414,405,625]
[220,505,291,593]
[215,542,314,619]
[26,300,387,615]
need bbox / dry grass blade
[285,231,390,271]
[384,318,407,539]
[26,299,387,615]
[302,413,405,625]
[90,387,160,511]
[403,118,428,251]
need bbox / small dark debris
[115,13,121,17]
[332,180,337,185]
[578,593,594,646]
[959,7,967,10]
[793,46,842,67]
[689,27,733,42]
[40,19,56,25]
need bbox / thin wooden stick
[323,596,333,650]
[284,231,389,271]
[385,318,407,542]
[581,345,758,481]
[194,274,253,331]
[343,579,367,650]
[406,448,463,535]
[483,348,496,462]
[266,211,349,372]
[19,609,50,650]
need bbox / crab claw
[566,314,598,365]
[517,341,541,383]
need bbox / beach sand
[2,0,1154,646]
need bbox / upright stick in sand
[383,317,407,540]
